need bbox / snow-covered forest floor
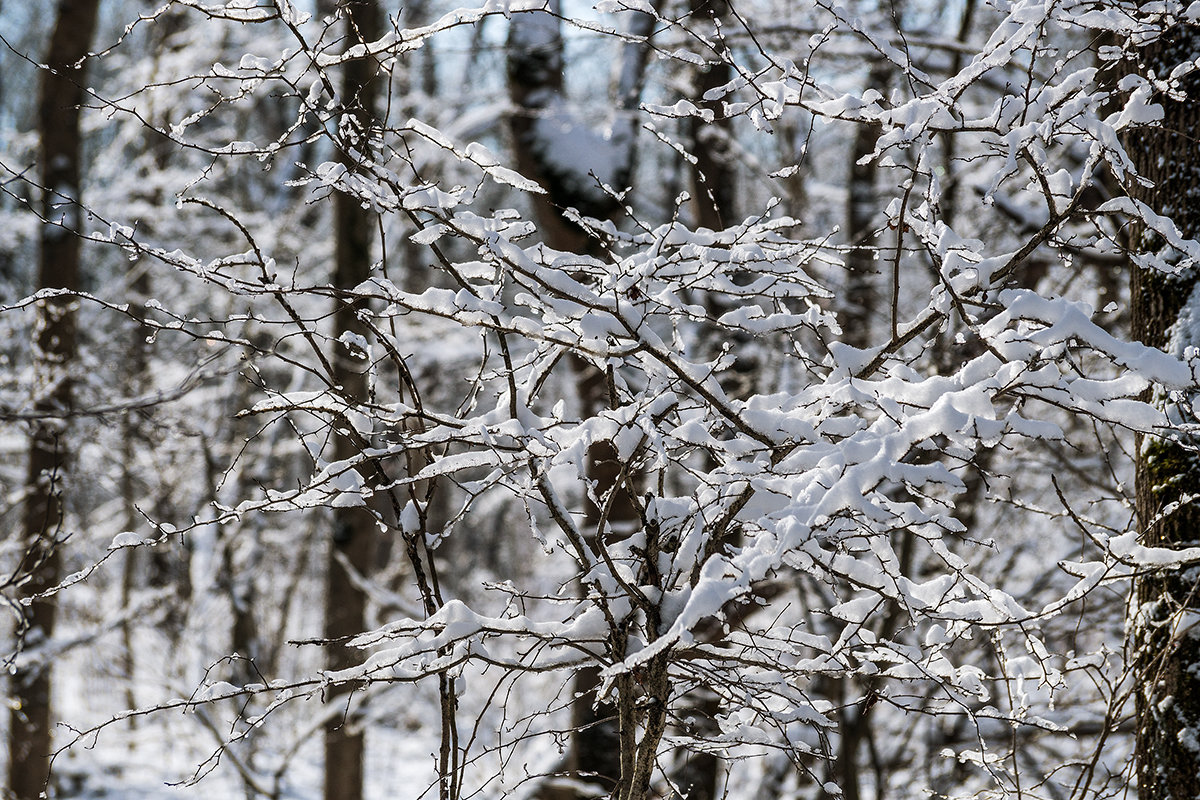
[5,1,1200,799]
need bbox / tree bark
[1125,23,1200,800]
[8,2,100,798]
[507,8,653,797]
[839,61,889,353]
[814,53,893,800]
[507,3,625,255]
[936,0,977,223]
[688,0,734,234]
[668,5,739,799]
[323,4,381,800]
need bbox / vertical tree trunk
[688,0,734,234]
[324,3,381,800]
[1125,24,1200,800]
[937,0,977,223]
[118,261,151,719]
[811,52,893,800]
[839,61,889,353]
[670,5,739,799]
[507,8,652,797]
[8,2,100,798]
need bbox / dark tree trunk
[813,53,893,800]
[1125,23,1200,800]
[118,263,152,719]
[688,0,734,234]
[8,2,100,799]
[668,5,739,799]
[937,0,977,223]
[839,61,889,353]
[507,8,653,797]
[323,3,381,800]
[507,6,624,255]
[687,0,750,402]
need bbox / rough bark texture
[1126,24,1200,800]
[8,1,100,798]
[324,3,381,800]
